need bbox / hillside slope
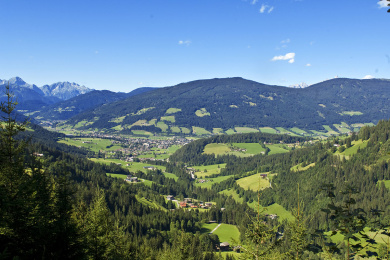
[64,77,390,133]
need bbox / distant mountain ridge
[41,81,92,100]
[62,77,390,134]
[0,77,94,111]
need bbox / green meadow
[236,172,271,191]
[234,127,259,133]
[58,138,123,152]
[194,175,234,189]
[192,163,226,178]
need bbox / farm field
[58,138,123,152]
[322,125,339,135]
[289,127,307,135]
[165,108,181,114]
[213,224,241,244]
[91,158,168,173]
[192,164,226,178]
[260,127,277,134]
[195,175,234,189]
[234,126,259,133]
[267,144,290,155]
[203,143,231,155]
[232,143,265,155]
[236,172,271,191]
[192,126,211,135]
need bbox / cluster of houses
[166,196,215,209]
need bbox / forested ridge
[64,77,390,132]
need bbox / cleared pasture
[165,108,181,114]
[195,175,234,189]
[58,138,123,152]
[236,172,271,191]
[213,224,241,244]
[234,127,259,133]
[192,163,226,178]
[192,126,211,135]
[160,115,175,123]
[260,127,277,134]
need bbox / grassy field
[203,143,231,155]
[260,127,277,134]
[91,158,167,173]
[213,224,241,244]
[170,126,181,133]
[192,163,226,178]
[268,144,290,155]
[220,189,294,222]
[165,108,181,114]
[333,123,351,134]
[234,127,259,133]
[195,175,234,189]
[156,121,169,132]
[225,129,236,135]
[340,111,363,116]
[232,143,266,155]
[290,163,316,172]
[131,130,153,136]
[58,138,123,152]
[163,172,178,181]
[160,115,175,123]
[192,126,211,135]
[135,195,167,211]
[275,127,292,134]
[334,140,368,159]
[322,125,339,135]
[289,127,307,135]
[195,108,210,117]
[236,173,271,191]
[181,127,191,134]
[377,180,390,190]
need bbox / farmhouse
[219,242,230,251]
[166,195,175,200]
[125,176,138,183]
[179,202,187,208]
[143,166,155,170]
[260,174,268,179]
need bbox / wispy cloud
[260,4,274,13]
[271,53,295,63]
[377,0,389,8]
[306,63,311,67]
[363,75,374,79]
[281,38,290,44]
[178,40,191,46]
[251,0,258,4]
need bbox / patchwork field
[260,127,277,134]
[91,158,168,173]
[192,126,211,135]
[200,223,241,244]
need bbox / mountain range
[0,77,93,111]
[2,76,390,135]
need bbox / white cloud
[306,63,311,67]
[281,38,290,44]
[178,40,191,46]
[259,4,274,13]
[271,52,296,63]
[251,0,258,4]
[378,0,389,8]
[363,75,374,79]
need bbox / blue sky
[0,0,389,92]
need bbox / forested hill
[64,77,390,133]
